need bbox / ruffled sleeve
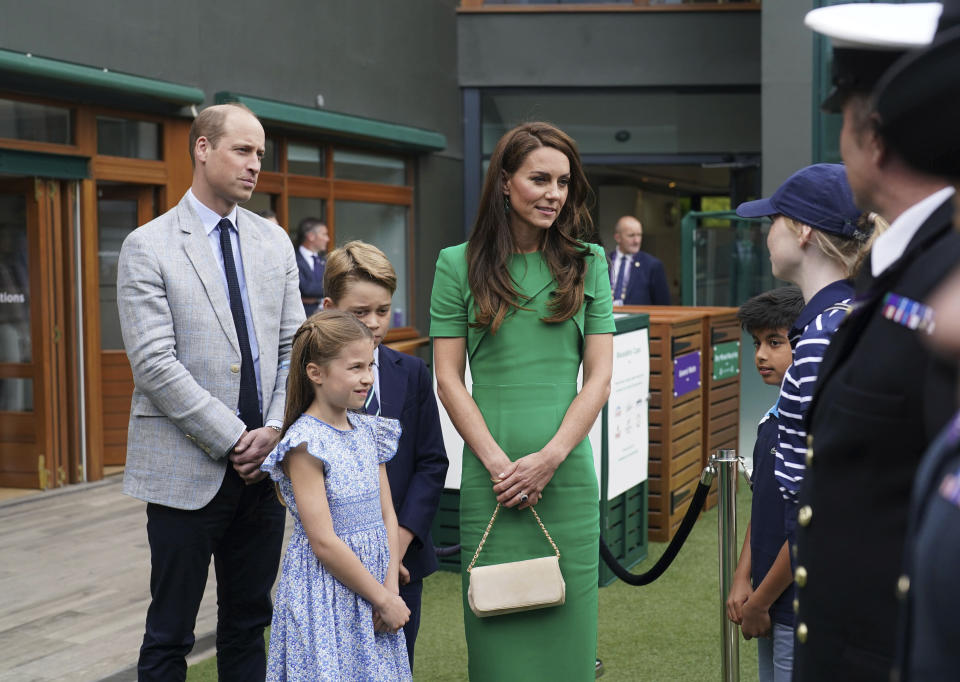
[374,416,402,464]
[259,418,332,481]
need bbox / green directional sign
[712,341,740,381]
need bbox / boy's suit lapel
[377,345,406,420]
[179,198,241,356]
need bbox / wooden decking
[0,476,289,681]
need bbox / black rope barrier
[598,466,715,586]
[435,543,461,558]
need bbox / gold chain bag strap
[466,503,565,618]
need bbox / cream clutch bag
[466,503,566,618]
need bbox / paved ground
[0,476,290,682]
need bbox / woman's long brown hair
[281,310,373,436]
[467,122,595,333]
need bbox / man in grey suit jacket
[117,103,304,681]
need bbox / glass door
[96,183,160,469]
[0,179,70,488]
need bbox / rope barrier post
[712,449,740,682]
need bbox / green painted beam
[0,49,204,105]
[0,148,89,179]
[216,92,447,153]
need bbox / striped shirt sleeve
[775,300,852,516]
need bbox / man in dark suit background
[295,216,328,315]
[608,215,670,306]
[322,239,448,670]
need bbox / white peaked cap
[805,2,942,50]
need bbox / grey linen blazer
[117,193,305,510]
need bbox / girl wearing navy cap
[732,163,876,682]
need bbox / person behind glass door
[608,215,670,306]
[296,217,328,316]
[117,102,304,681]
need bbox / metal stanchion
[712,449,740,682]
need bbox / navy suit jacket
[377,344,448,582]
[608,249,670,305]
[295,249,324,316]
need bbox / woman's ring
[519,492,529,503]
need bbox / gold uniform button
[897,574,910,599]
[793,598,799,614]
[798,505,813,527]
[795,566,808,588]
[797,622,808,644]
[805,447,814,467]
[230,363,241,374]
[806,434,813,447]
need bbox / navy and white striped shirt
[775,280,855,533]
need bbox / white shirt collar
[614,248,632,261]
[187,188,239,236]
[871,186,955,276]
[299,245,319,263]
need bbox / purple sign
[673,351,701,398]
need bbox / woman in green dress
[430,122,614,680]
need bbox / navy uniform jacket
[607,250,670,305]
[896,411,960,681]
[377,344,448,581]
[295,249,324,316]
[793,198,960,681]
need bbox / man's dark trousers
[138,466,285,682]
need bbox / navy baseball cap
[735,164,863,239]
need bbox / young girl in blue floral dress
[261,310,412,681]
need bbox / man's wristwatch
[266,425,282,433]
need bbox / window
[251,135,414,325]
[334,202,409,323]
[287,141,325,176]
[333,150,405,185]
[0,98,72,144]
[96,116,162,160]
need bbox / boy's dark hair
[737,287,805,335]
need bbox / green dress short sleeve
[429,244,469,338]
[584,242,616,335]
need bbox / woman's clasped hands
[490,449,562,510]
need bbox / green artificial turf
[188,489,759,681]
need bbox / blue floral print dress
[261,411,411,681]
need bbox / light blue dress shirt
[188,190,275,425]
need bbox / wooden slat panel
[671,395,701,423]
[710,382,740,404]
[709,409,739,435]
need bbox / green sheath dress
[430,242,615,681]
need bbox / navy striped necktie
[218,218,262,430]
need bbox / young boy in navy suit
[726,287,804,682]
[323,240,448,670]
